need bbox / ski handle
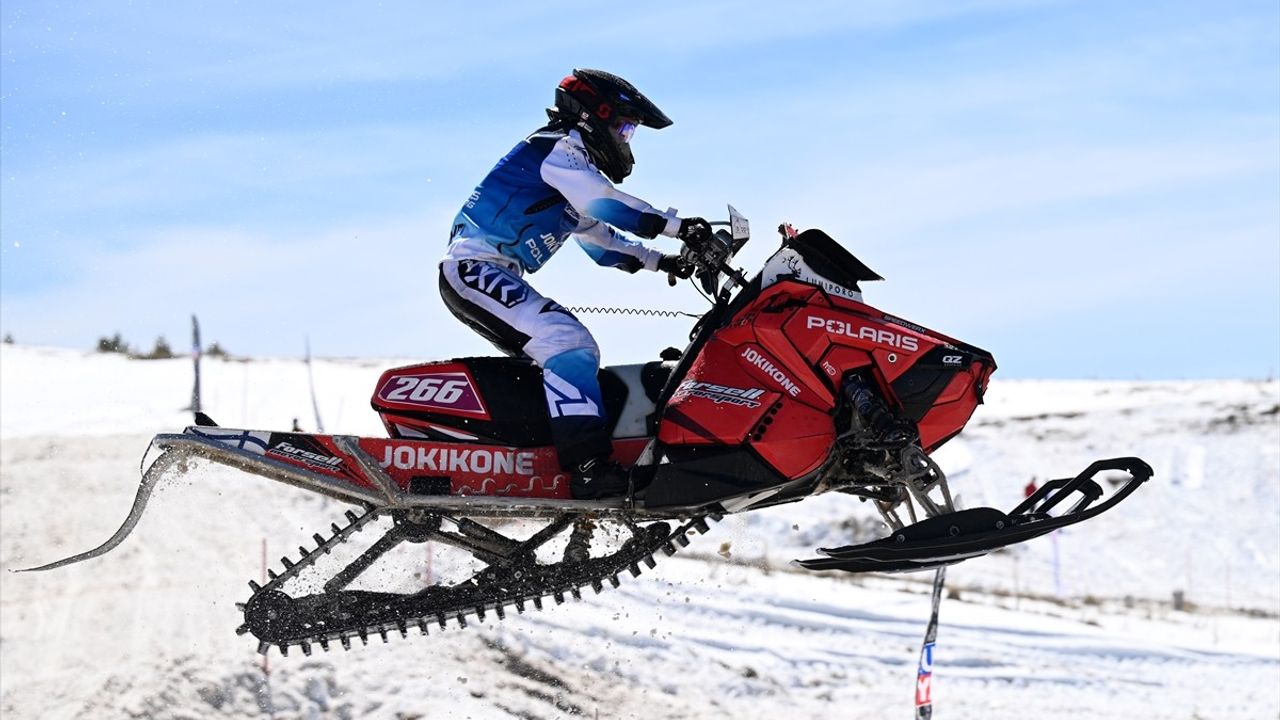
[1011,456,1153,521]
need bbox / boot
[570,457,632,499]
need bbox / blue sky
[2,0,1277,378]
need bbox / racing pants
[438,259,611,469]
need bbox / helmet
[548,68,672,183]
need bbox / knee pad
[542,348,604,419]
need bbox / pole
[305,337,326,433]
[915,567,946,719]
[1052,531,1063,598]
[189,314,202,418]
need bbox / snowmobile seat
[372,356,668,445]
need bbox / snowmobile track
[238,508,721,656]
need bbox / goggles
[613,117,639,144]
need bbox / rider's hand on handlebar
[677,217,713,251]
[657,253,695,281]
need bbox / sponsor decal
[915,641,935,707]
[379,372,486,414]
[379,445,535,476]
[740,347,801,397]
[269,440,344,469]
[674,380,766,408]
[942,354,964,366]
[806,315,920,352]
[459,260,528,308]
[777,251,864,302]
[884,314,929,335]
[524,232,564,265]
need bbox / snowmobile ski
[797,457,1153,573]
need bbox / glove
[657,253,694,279]
[677,217,713,251]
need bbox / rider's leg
[439,260,626,496]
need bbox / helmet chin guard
[549,69,671,183]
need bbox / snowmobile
[20,207,1152,655]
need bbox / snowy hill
[1,344,1277,719]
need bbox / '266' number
[385,377,468,405]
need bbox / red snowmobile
[22,207,1151,655]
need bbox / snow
[1,344,1277,719]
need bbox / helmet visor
[613,117,639,144]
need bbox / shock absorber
[842,374,915,445]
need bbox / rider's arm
[540,134,681,240]
[574,220,663,273]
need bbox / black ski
[798,457,1152,574]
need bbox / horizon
[3,340,1276,383]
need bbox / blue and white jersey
[445,128,680,274]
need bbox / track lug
[456,613,467,629]
[693,518,710,534]
[533,597,544,611]
[313,533,326,549]
[591,579,604,594]
[554,592,565,604]
[643,555,657,569]
[340,635,351,651]
[267,569,278,580]
[235,624,249,636]
[331,523,341,535]
[609,574,621,588]
[281,557,294,569]
[418,619,430,635]
[345,510,358,522]
[235,602,246,612]
[515,599,526,613]
[495,605,506,620]
[475,606,486,622]
[248,580,261,592]
[279,644,289,657]
[357,628,368,644]
[257,642,270,655]
[319,637,330,652]
[437,613,447,629]
[675,533,691,547]
[397,620,409,638]
[378,627,388,643]
[298,545,309,558]
[301,642,312,656]
[570,587,582,600]
[629,563,642,577]
[662,542,677,556]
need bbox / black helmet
[548,68,672,183]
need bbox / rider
[439,69,713,499]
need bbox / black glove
[657,253,694,279]
[677,217,713,251]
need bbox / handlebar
[666,204,750,299]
